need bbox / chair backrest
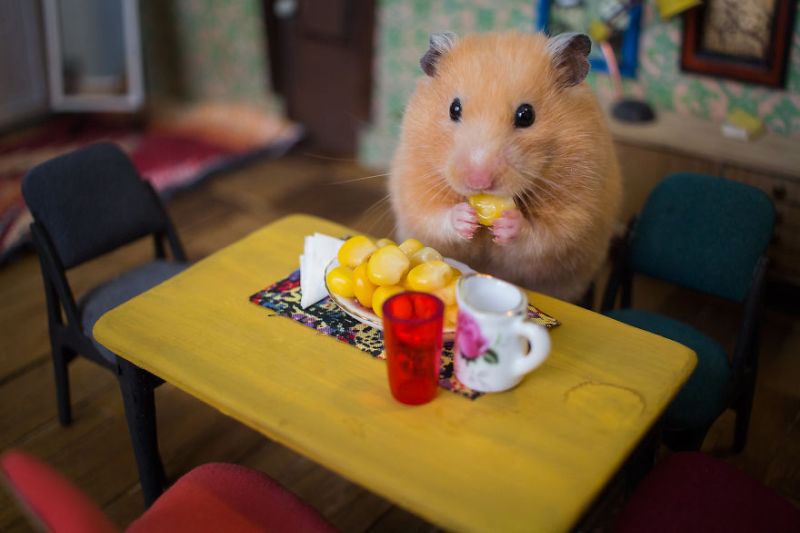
[629,173,775,303]
[22,143,167,269]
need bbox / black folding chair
[22,143,189,506]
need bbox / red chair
[614,452,800,533]
[0,449,336,533]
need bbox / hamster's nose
[464,166,495,191]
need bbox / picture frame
[535,0,643,79]
[681,0,797,88]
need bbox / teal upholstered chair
[601,173,775,452]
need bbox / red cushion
[0,450,119,533]
[615,452,800,533]
[127,463,336,533]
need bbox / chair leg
[118,359,166,507]
[51,345,73,426]
[662,426,708,451]
[626,418,663,490]
[578,282,596,309]
[733,379,756,453]
[733,404,752,454]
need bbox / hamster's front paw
[449,202,479,240]
[491,209,523,245]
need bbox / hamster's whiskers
[517,169,587,206]
[536,174,599,203]
[426,178,456,207]
[361,193,391,216]
[330,172,390,184]
[515,173,562,205]
[301,152,358,163]
[360,193,397,235]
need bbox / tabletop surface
[94,214,696,533]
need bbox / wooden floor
[1,152,798,531]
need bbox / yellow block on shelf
[722,109,764,141]
[656,0,702,19]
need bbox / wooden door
[264,0,375,157]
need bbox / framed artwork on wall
[536,0,643,79]
[681,0,797,88]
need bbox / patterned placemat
[249,270,559,400]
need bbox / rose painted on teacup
[455,310,498,364]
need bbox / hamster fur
[388,31,622,302]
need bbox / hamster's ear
[546,32,591,89]
[420,32,458,77]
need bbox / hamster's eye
[514,103,535,128]
[449,98,462,122]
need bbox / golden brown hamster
[388,31,622,302]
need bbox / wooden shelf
[606,110,800,180]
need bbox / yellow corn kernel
[375,238,396,248]
[432,275,458,306]
[444,304,459,329]
[337,235,377,269]
[468,194,515,226]
[406,260,452,292]
[326,265,355,298]
[372,285,404,318]
[398,238,424,257]
[353,263,376,308]
[367,245,411,286]
[409,246,443,267]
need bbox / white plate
[324,257,475,335]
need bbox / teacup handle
[511,320,551,377]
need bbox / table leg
[117,358,166,507]
[572,419,663,531]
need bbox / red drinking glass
[382,292,444,405]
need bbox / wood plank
[0,358,115,449]
[366,506,439,533]
[102,383,268,527]
[289,459,393,530]
[0,254,51,380]
[764,408,800,506]
[1,380,271,529]
[238,437,397,531]
[0,384,134,531]
[608,110,800,181]
[1,153,798,532]
[613,141,720,224]
[723,164,800,206]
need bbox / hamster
[388,31,622,302]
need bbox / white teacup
[454,273,551,392]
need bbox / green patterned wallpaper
[141,0,278,111]
[359,0,800,167]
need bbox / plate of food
[324,255,474,336]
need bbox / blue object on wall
[535,1,642,79]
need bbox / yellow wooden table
[94,214,696,532]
